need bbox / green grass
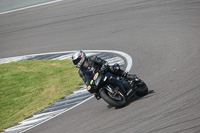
[0,60,84,132]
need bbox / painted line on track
[0,50,132,72]
[20,96,94,133]
[0,0,63,15]
[2,50,132,133]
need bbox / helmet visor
[73,57,81,66]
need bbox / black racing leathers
[78,56,125,87]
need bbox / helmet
[72,50,86,68]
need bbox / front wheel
[135,80,148,96]
[100,89,126,108]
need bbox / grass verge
[0,60,84,132]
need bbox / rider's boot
[94,93,101,100]
[123,72,139,82]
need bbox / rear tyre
[135,80,148,96]
[100,89,126,108]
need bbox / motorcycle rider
[72,50,138,99]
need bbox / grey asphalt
[0,0,200,133]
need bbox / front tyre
[100,89,126,108]
[135,80,148,96]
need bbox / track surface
[1,0,200,133]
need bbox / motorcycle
[85,66,148,108]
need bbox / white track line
[20,96,94,133]
[0,0,63,15]
[33,109,65,118]
[106,57,123,64]
[6,125,32,132]
[0,50,132,71]
[52,53,74,60]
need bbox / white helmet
[72,50,86,68]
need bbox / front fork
[106,85,118,96]
[106,85,126,99]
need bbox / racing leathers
[78,56,137,94]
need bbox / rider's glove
[100,62,108,73]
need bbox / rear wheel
[100,88,126,108]
[135,80,148,96]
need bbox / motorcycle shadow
[107,90,155,109]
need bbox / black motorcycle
[85,67,148,108]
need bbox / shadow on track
[107,90,155,109]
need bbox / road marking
[20,96,94,133]
[0,0,63,15]
[0,50,132,71]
